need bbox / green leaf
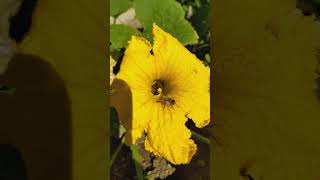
[195,0,201,8]
[130,145,144,180]
[134,0,198,45]
[191,130,210,144]
[205,53,210,63]
[110,107,119,136]
[190,1,210,39]
[110,134,125,167]
[110,24,141,51]
[110,107,126,138]
[110,0,131,16]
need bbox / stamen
[151,80,164,96]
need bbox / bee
[156,97,176,109]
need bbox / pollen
[151,80,164,96]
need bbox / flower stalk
[110,133,125,167]
[191,130,210,145]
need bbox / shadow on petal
[110,78,134,144]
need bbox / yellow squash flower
[111,24,210,165]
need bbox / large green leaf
[110,24,140,51]
[110,0,131,16]
[134,0,198,45]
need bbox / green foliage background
[110,0,210,58]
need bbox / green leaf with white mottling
[110,24,140,51]
[110,0,131,16]
[134,0,198,45]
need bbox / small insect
[156,97,176,109]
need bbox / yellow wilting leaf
[18,0,107,180]
[213,0,320,179]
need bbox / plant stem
[110,133,125,167]
[191,130,210,145]
[130,144,144,180]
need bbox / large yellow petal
[152,24,198,80]
[113,36,155,144]
[110,77,155,144]
[152,24,210,127]
[144,105,197,165]
[117,36,155,90]
[186,64,210,127]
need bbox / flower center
[151,80,177,108]
[151,80,164,96]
